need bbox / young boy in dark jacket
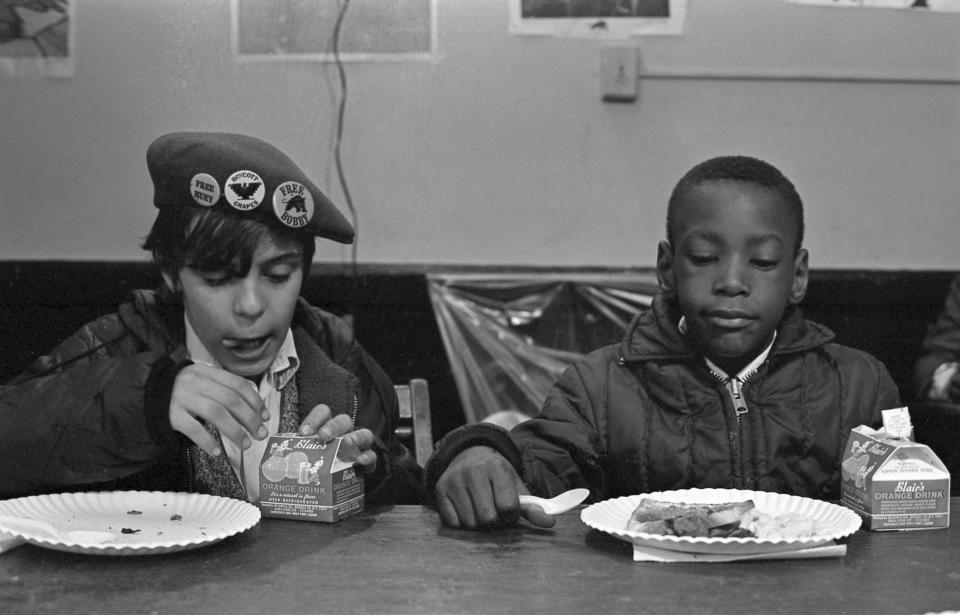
[0,132,425,505]
[426,155,901,529]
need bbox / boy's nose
[234,280,265,318]
[715,262,750,295]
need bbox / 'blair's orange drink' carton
[258,434,364,522]
[840,407,950,531]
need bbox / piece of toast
[626,498,756,535]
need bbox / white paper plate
[581,488,861,555]
[0,491,260,555]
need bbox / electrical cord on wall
[331,0,360,323]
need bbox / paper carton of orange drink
[258,434,364,522]
[840,408,950,531]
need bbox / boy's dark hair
[142,205,316,278]
[666,155,805,253]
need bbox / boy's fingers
[170,415,222,457]
[177,364,266,440]
[436,493,464,528]
[440,481,478,529]
[435,446,526,529]
[312,414,354,441]
[190,394,258,449]
[209,370,268,429]
[355,449,378,472]
[519,503,557,528]
[213,391,266,442]
[298,403,333,436]
[486,468,523,526]
[342,428,374,450]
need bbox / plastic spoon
[0,514,116,544]
[519,488,590,515]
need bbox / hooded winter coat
[0,288,425,504]
[426,294,901,502]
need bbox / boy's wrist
[423,423,523,495]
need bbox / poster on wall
[233,0,435,62]
[781,0,960,11]
[509,0,686,37]
[0,0,72,78]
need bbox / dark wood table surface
[1,501,958,615]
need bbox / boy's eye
[265,267,296,283]
[688,254,717,265]
[202,274,233,286]
[752,259,779,270]
[267,272,292,283]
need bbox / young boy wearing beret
[426,155,901,529]
[0,132,425,505]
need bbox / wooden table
[1,502,958,615]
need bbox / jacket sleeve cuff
[144,357,192,447]
[423,423,523,495]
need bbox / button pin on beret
[224,170,265,211]
[147,132,354,244]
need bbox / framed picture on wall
[0,0,73,77]
[233,0,435,62]
[509,0,686,37]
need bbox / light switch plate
[600,45,638,103]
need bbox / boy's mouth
[705,310,755,329]
[223,335,271,357]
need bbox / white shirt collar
[184,316,300,389]
[678,315,776,381]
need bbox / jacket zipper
[186,447,196,492]
[351,393,358,429]
[711,368,758,426]
[712,368,758,487]
[727,377,749,426]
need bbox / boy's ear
[789,248,809,304]
[656,240,676,298]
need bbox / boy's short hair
[142,205,316,278]
[666,155,805,253]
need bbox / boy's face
[163,234,305,378]
[656,180,808,374]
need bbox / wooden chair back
[394,378,434,468]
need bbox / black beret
[146,132,354,244]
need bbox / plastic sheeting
[427,271,659,424]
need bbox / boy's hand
[169,363,268,457]
[435,446,555,530]
[299,404,378,473]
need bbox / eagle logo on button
[224,170,264,211]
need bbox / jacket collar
[619,292,835,363]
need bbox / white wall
[1,0,958,269]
